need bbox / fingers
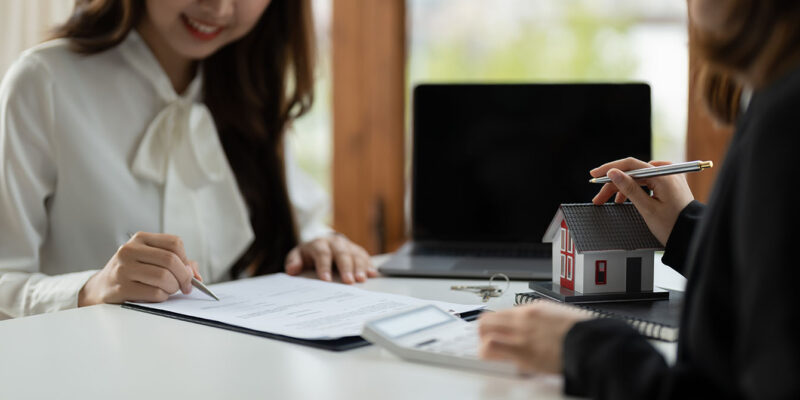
[589,157,653,178]
[649,160,672,167]
[329,237,356,283]
[289,235,377,283]
[331,237,376,282]
[592,182,619,205]
[606,168,653,211]
[284,248,303,276]
[123,281,172,303]
[127,243,193,294]
[479,334,522,362]
[131,232,190,266]
[479,312,529,368]
[309,239,334,282]
[189,260,202,281]
[591,158,659,205]
[478,313,516,337]
[352,244,377,279]
[124,262,183,295]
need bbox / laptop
[379,83,651,279]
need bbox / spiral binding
[514,292,678,342]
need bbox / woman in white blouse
[0,0,376,319]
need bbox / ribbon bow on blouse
[124,33,254,283]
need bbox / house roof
[542,203,664,252]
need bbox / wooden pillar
[332,0,406,254]
[685,5,735,202]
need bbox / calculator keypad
[413,323,480,359]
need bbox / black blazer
[561,64,800,399]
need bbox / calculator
[361,305,518,375]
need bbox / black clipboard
[122,303,485,352]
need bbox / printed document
[129,273,483,340]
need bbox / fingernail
[356,271,366,281]
[322,272,332,281]
[345,272,354,283]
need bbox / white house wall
[578,250,655,294]
[551,233,562,287]
[574,253,585,293]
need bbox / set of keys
[450,273,510,302]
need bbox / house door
[559,221,575,290]
[626,257,642,292]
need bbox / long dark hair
[53,0,316,278]
[691,0,800,122]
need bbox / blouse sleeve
[0,54,96,319]
[283,136,333,243]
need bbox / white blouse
[0,32,331,319]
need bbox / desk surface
[0,255,684,400]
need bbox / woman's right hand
[590,157,695,245]
[78,232,200,306]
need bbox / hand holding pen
[589,160,713,183]
[78,232,217,306]
[589,158,697,245]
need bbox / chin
[178,44,223,61]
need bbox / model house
[541,203,664,295]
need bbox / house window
[560,255,566,278]
[566,257,573,280]
[560,228,566,251]
[595,260,607,285]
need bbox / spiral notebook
[515,290,683,342]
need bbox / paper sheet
[129,273,483,340]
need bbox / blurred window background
[1,0,689,233]
[290,0,333,198]
[295,0,689,196]
[407,0,688,163]
[0,1,72,76]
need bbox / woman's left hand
[478,302,591,374]
[284,234,378,283]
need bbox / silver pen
[126,233,220,301]
[589,160,713,184]
[190,277,220,301]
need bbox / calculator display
[372,307,453,338]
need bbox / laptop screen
[412,83,651,246]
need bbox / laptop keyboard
[411,245,549,258]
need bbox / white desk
[0,256,684,400]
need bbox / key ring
[489,273,510,296]
[450,273,511,302]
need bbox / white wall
[579,250,655,294]
[574,252,585,292]
[552,226,657,294]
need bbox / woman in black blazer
[478,0,800,398]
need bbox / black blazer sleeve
[562,319,713,399]
[660,200,704,275]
